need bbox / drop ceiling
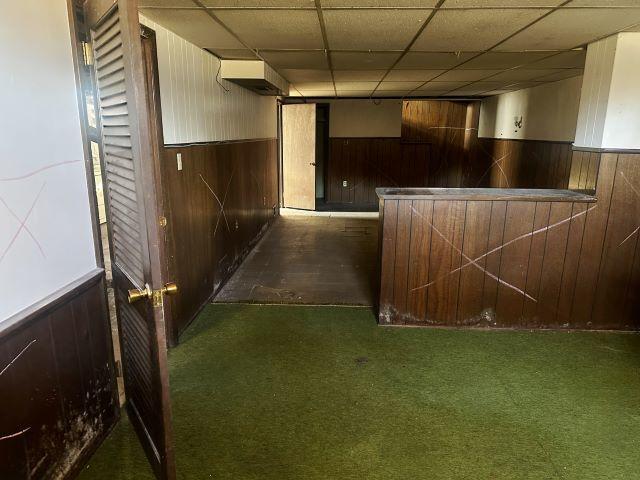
[138,0,640,98]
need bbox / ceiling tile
[215,10,323,49]
[484,89,515,96]
[323,0,439,6]
[297,90,336,97]
[335,81,380,90]
[372,90,412,97]
[567,0,640,5]
[497,9,640,51]
[202,1,315,6]
[526,50,586,69]
[396,52,477,69]
[333,70,387,81]
[140,8,245,49]
[294,82,335,90]
[208,48,258,59]
[280,69,333,82]
[489,68,565,81]
[418,81,469,91]
[437,69,502,81]
[442,0,563,6]
[385,69,444,81]
[377,81,424,90]
[332,52,402,70]
[335,90,374,97]
[323,10,432,50]
[459,52,552,69]
[139,1,198,6]
[412,9,550,51]
[534,69,584,82]
[260,50,328,69]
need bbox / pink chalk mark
[0,339,37,378]
[199,171,233,236]
[0,197,45,258]
[475,146,511,188]
[0,160,82,182]
[0,183,46,267]
[0,427,30,442]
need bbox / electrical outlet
[176,153,183,171]
[342,180,348,187]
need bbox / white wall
[140,15,277,144]
[0,0,96,322]
[329,99,402,138]
[479,76,583,142]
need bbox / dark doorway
[315,103,329,208]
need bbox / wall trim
[479,137,574,145]
[572,145,640,154]
[163,137,277,149]
[0,268,104,339]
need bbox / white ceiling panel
[208,48,258,59]
[280,69,333,82]
[260,50,328,69]
[332,52,401,70]
[489,68,562,81]
[297,90,336,97]
[140,8,245,49]
[526,50,586,69]
[324,10,432,50]
[484,89,516,96]
[533,69,583,82]
[139,0,198,6]
[567,0,640,6]
[372,90,412,97]
[335,81,380,90]
[333,70,387,81]
[412,9,550,51]
[459,51,552,70]
[437,69,502,81]
[497,8,640,51]
[202,1,315,6]
[397,52,477,69]
[214,10,323,49]
[377,81,424,90]
[385,69,445,81]
[418,81,470,91]
[442,0,563,6]
[335,90,375,97]
[323,0,439,6]
[294,82,335,90]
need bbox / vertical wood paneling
[406,200,433,324]
[379,200,398,324]
[139,15,277,144]
[392,200,413,317]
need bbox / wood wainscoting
[326,100,575,207]
[0,269,119,479]
[377,149,640,330]
[160,138,279,342]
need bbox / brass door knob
[128,284,152,304]
[127,282,178,304]
[162,282,178,296]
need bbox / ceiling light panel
[412,9,550,51]
[385,69,445,81]
[333,70,388,81]
[497,8,640,51]
[323,10,433,50]
[214,10,324,49]
[280,69,333,82]
[140,8,245,49]
[331,52,402,70]
[260,50,328,69]
[397,52,478,69]
[459,51,553,70]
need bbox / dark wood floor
[214,213,379,305]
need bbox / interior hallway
[79,304,640,480]
[215,210,378,306]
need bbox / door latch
[128,282,178,306]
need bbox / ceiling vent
[220,60,289,96]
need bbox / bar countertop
[375,187,597,203]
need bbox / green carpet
[79,304,640,479]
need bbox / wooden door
[85,1,176,479]
[282,104,316,210]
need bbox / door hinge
[81,41,93,66]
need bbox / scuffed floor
[79,304,640,479]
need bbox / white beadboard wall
[140,15,277,145]
[574,35,618,149]
[479,76,582,142]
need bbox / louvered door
[86,1,176,479]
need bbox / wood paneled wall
[326,101,575,206]
[377,150,640,330]
[161,139,278,342]
[0,270,119,479]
